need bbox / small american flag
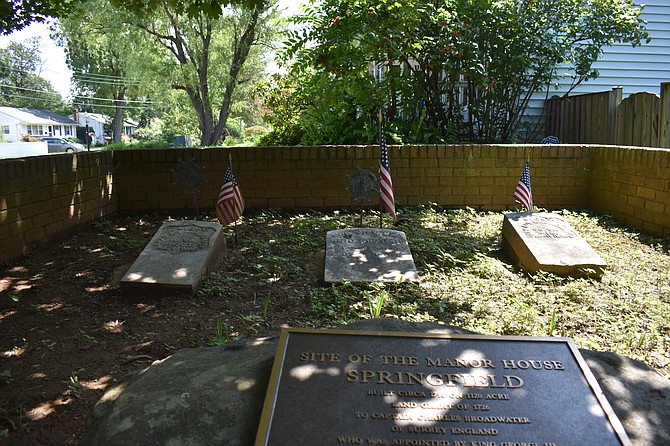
[379,119,396,220]
[513,162,533,212]
[216,162,244,226]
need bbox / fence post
[608,87,623,145]
[660,82,670,148]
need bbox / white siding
[525,1,670,140]
[0,112,24,142]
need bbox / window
[27,125,46,136]
[2,125,9,135]
[64,126,72,136]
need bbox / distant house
[72,113,139,144]
[0,107,78,143]
[73,112,107,145]
[123,119,138,140]
[526,1,670,138]
[368,1,670,142]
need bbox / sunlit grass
[201,206,670,378]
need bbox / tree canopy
[280,0,649,143]
[0,0,267,34]
[126,1,278,145]
[0,38,68,113]
[53,0,278,146]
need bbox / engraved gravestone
[120,220,226,293]
[502,212,607,278]
[324,228,419,283]
[256,329,631,446]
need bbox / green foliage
[195,206,669,377]
[0,369,11,384]
[0,0,265,35]
[56,0,156,143]
[279,0,649,143]
[0,38,68,113]
[548,309,558,336]
[109,0,268,19]
[0,0,73,34]
[209,320,231,346]
[123,2,278,146]
[257,122,304,146]
[103,140,171,150]
[262,291,271,319]
[244,125,268,139]
[54,0,279,147]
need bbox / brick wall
[113,144,592,212]
[590,146,670,236]
[1,144,668,265]
[0,152,117,264]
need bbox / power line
[0,83,62,97]
[0,91,65,104]
[2,65,143,89]
[71,101,155,111]
[0,83,161,105]
[72,75,142,87]
[72,72,142,85]
[1,91,156,111]
[4,63,137,82]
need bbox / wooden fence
[545,82,670,148]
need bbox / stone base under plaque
[80,319,670,446]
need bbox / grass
[199,206,670,378]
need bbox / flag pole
[228,152,239,246]
[378,108,383,229]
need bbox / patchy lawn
[1,207,668,445]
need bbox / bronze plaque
[256,329,630,446]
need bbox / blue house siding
[526,1,670,141]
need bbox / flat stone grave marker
[502,212,607,278]
[324,228,419,283]
[120,220,225,293]
[256,329,631,446]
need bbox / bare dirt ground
[0,213,306,446]
[1,209,668,445]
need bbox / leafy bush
[244,125,267,138]
[257,123,304,146]
[103,140,173,150]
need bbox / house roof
[0,107,78,125]
[80,113,110,124]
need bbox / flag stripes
[513,162,533,212]
[379,119,396,220]
[216,163,244,226]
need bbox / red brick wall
[113,145,592,212]
[1,144,668,264]
[590,146,670,236]
[0,152,116,263]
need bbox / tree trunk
[209,4,263,146]
[113,89,125,143]
[138,4,264,147]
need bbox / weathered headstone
[257,329,630,446]
[324,228,419,283]
[120,220,225,293]
[502,212,606,278]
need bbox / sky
[0,19,71,97]
[0,1,305,99]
